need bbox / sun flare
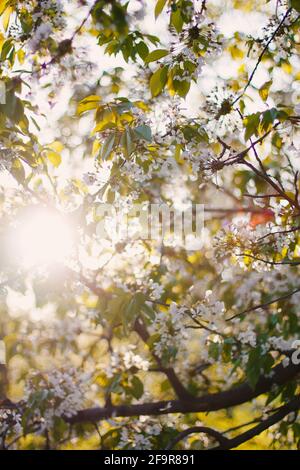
[13,208,74,268]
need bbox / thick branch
[67,359,300,424]
[166,396,300,450]
[165,426,229,450]
[215,395,300,450]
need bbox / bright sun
[13,208,74,268]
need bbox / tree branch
[241,158,298,209]
[232,8,292,105]
[165,426,229,450]
[235,253,300,266]
[227,286,300,320]
[67,359,300,424]
[215,395,300,450]
[166,396,300,450]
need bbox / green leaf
[100,133,116,160]
[291,0,300,13]
[239,99,245,114]
[11,158,25,183]
[0,38,14,62]
[155,0,167,18]
[145,49,169,63]
[105,294,129,326]
[272,132,283,149]
[170,9,183,33]
[174,79,190,98]
[13,97,24,123]
[107,373,122,393]
[141,302,155,321]
[30,116,41,131]
[145,34,161,45]
[246,348,261,389]
[121,128,135,157]
[161,379,171,393]
[261,107,279,132]
[130,376,144,399]
[0,91,24,123]
[150,65,168,97]
[209,342,220,361]
[136,41,149,60]
[123,292,146,334]
[134,124,152,142]
[243,112,260,141]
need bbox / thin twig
[227,286,300,321]
[232,8,292,105]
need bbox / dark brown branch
[257,225,300,242]
[241,158,298,209]
[250,137,266,174]
[165,426,229,450]
[70,1,98,41]
[0,364,8,401]
[244,193,280,198]
[0,330,8,400]
[200,0,207,15]
[167,396,300,450]
[220,122,280,169]
[67,359,300,424]
[215,395,300,450]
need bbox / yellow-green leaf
[47,151,61,167]
[0,1,8,15]
[2,5,12,31]
[170,9,183,33]
[92,139,101,156]
[150,66,168,97]
[259,81,272,102]
[291,0,300,13]
[77,95,101,115]
[155,0,167,18]
[145,49,169,63]
[47,140,64,153]
[92,109,117,134]
[11,158,25,183]
[229,44,244,60]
